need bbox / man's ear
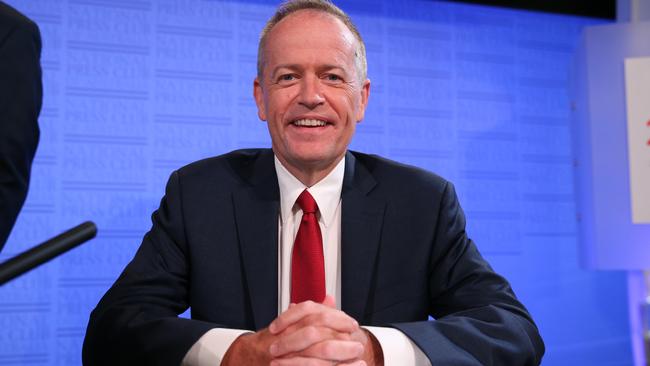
[253,77,267,121]
[356,78,371,122]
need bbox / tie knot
[296,190,318,214]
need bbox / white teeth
[293,119,327,127]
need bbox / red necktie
[291,190,325,304]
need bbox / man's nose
[298,76,325,109]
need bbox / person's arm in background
[0,2,42,251]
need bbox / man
[83,1,544,365]
[0,1,42,251]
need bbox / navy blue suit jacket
[0,2,41,250]
[83,149,544,365]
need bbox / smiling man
[83,1,544,365]
[253,6,369,188]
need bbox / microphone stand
[0,221,97,285]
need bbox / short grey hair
[257,0,368,83]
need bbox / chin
[291,152,339,167]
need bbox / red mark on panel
[647,119,650,127]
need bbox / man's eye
[326,74,342,81]
[279,74,295,81]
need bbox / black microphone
[0,221,97,285]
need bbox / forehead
[264,10,357,65]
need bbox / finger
[270,325,341,356]
[339,361,367,366]
[298,339,365,361]
[270,301,320,334]
[280,321,354,349]
[271,353,365,366]
[272,301,357,334]
[321,294,336,308]
[276,310,359,340]
[270,356,332,366]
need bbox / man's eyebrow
[271,64,302,78]
[270,64,349,78]
[318,64,348,74]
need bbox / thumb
[322,294,336,308]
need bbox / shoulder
[173,148,272,185]
[0,3,40,42]
[349,151,461,225]
[350,150,450,194]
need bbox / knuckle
[304,325,320,341]
[355,342,365,356]
[319,311,333,324]
[299,301,314,313]
[323,342,340,358]
[300,358,318,366]
[336,332,351,341]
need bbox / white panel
[624,57,650,224]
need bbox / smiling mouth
[291,118,328,127]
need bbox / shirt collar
[274,155,345,228]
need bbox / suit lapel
[231,150,385,327]
[232,150,279,330]
[341,152,385,323]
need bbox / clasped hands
[222,295,382,365]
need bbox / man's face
[254,10,370,177]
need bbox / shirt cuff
[181,328,252,366]
[364,326,432,366]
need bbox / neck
[276,154,344,187]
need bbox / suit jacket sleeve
[0,4,42,250]
[82,171,219,366]
[391,182,545,365]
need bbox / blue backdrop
[0,0,630,365]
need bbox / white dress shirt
[182,155,431,365]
